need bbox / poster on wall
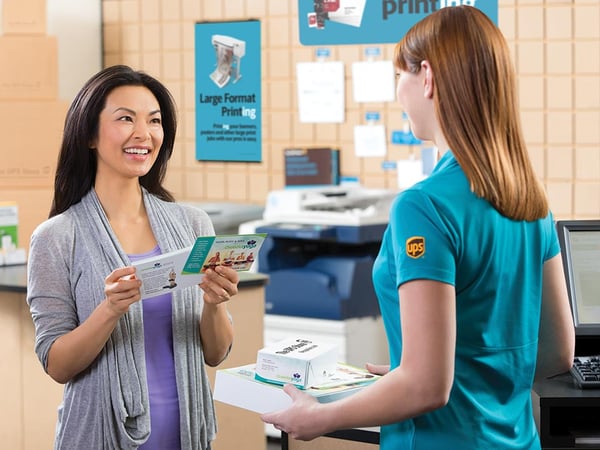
[194,20,261,162]
[298,0,498,46]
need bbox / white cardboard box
[214,363,379,414]
[255,337,338,388]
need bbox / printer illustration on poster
[195,20,261,162]
[299,0,498,46]
[210,34,245,88]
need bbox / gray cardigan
[27,188,218,449]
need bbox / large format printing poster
[194,20,261,162]
[298,0,498,46]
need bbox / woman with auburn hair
[397,3,548,222]
[262,6,574,449]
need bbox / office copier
[239,185,397,368]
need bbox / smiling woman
[91,85,164,183]
[26,65,240,450]
[50,65,178,218]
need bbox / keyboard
[570,355,600,389]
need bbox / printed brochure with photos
[132,233,266,299]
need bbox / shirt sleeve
[388,188,457,288]
[26,216,79,372]
[545,211,561,262]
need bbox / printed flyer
[214,362,380,414]
[133,233,266,299]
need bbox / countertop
[0,264,27,293]
[0,263,268,294]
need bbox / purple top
[130,245,181,450]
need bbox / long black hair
[49,65,177,217]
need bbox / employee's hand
[261,384,325,441]
[365,362,390,376]
[200,265,239,305]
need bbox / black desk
[533,373,600,449]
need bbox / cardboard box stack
[0,0,69,254]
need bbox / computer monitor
[556,220,600,355]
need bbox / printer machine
[239,185,396,372]
[262,185,394,225]
[239,185,397,321]
[244,185,396,243]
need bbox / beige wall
[2,1,599,243]
[3,1,598,249]
[101,0,600,220]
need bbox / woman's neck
[94,179,145,222]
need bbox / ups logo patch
[406,236,425,258]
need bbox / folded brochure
[132,233,266,299]
[213,362,380,414]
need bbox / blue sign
[299,0,498,46]
[194,20,262,162]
